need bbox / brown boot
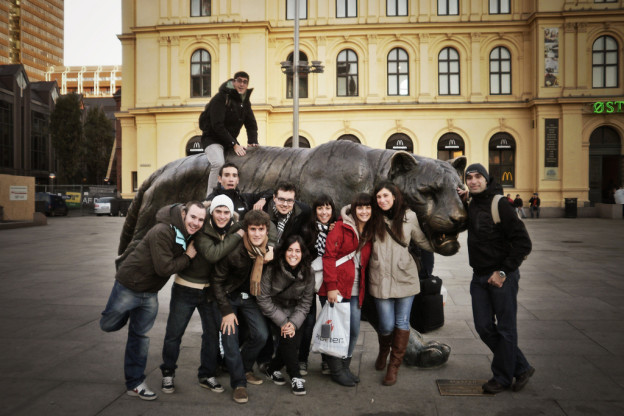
[383,329,410,386]
[375,333,393,371]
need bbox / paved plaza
[1,216,623,416]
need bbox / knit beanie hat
[210,194,234,215]
[465,163,489,184]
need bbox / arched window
[490,47,511,95]
[337,49,358,96]
[386,133,413,153]
[437,133,465,160]
[284,136,311,148]
[488,133,516,187]
[287,51,308,99]
[186,135,204,156]
[592,36,619,88]
[191,49,211,97]
[439,47,460,95]
[388,48,409,96]
[337,134,361,143]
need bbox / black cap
[465,163,489,184]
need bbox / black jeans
[268,323,302,379]
[297,300,316,363]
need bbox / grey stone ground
[1,216,623,416]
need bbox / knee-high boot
[375,333,393,371]
[383,329,410,386]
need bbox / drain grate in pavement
[436,379,490,396]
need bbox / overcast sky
[64,0,122,66]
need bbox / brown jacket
[367,209,433,299]
[115,204,191,293]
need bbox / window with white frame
[439,47,460,95]
[592,35,619,88]
[388,48,409,96]
[489,0,510,14]
[387,0,408,16]
[287,0,307,20]
[286,51,309,98]
[190,0,210,17]
[191,49,211,97]
[337,49,358,96]
[490,46,511,95]
[438,0,459,15]
[337,0,357,17]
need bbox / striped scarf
[272,203,293,243]
[315,221,329,256]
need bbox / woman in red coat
[318,193,374,386]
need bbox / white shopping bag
[311,302,350,358]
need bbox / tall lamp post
[280,0,323,148]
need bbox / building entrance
[589,126,622,204]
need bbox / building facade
[0,64,59,184]
[0,0,64,82]
[45,65,122,97]
[118,0,624,207]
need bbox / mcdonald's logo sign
[448,139,456,146]
[502,171,513,182]
[396,140,404,146]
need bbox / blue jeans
[470,269,531,387]
[100,280,159,390]
[320,296,361,358]
[160,283,219,379]
[374,295,415,336]
[212,294,269,388]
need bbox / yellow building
[118,0,624,209]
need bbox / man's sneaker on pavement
[245,371,264,385]
[299,361,308,376]
[482,378,508,395]
[512,367,535,392]
[161,376,175,393]
[264,368,286,385]
[127,382,157,401]
[199,376,225,393]
[233,386,248,404]
[291,377,306,395]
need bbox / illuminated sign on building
[592,101,624,114]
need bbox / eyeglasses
[234,78,249,85]
[276,197,295,205]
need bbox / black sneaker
[512,367,535,392]
[264,368,286,385]
[321,360,331,375]
[291,377,306,395]
[161,375,175,393]
[482,379,508,395]
[199,377,225,393]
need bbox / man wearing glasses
[263,182,311,247]
[200,71,259,198]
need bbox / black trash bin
[564,198,577,218]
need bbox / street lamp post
[280,0,323,148]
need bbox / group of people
[100,71,536,404]
[506,193,540,219]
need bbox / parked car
[94,197,115,216]
[35,192,68,217]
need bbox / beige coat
[368,209,433,299]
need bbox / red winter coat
[318,207,371,307]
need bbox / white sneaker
[127,382,157,400]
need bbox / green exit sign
[593,101,624,114]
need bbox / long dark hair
[372,181,407,242]
[277,234,311,269]
[310,193,338,225]
[346,192,374,249]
